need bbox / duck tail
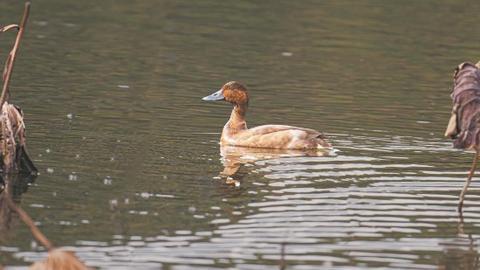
[316,134,332,149]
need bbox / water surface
[1,0,480,269]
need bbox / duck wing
[228,125,329,149]
[248,125,322,136]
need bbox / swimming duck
[202,81,331,150]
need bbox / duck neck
[225,104,247,133]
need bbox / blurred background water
[1,0,480,269]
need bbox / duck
[202,81,331,150]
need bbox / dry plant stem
[0,24,19,33]
[279,243,286,270]
[457,210,465,235]
[0,2,30,109]
[4,184,53,250]
[458,149,480,212]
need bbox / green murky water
[1,0,480,269]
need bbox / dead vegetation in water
[29,249,89,270]
[0,1,36,175]
[0,3,89,269]
[445,61,480,212]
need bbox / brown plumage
[203,81,331,150]
[222,81,249,106]
[445,61,480,212]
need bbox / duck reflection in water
[219,145,333,185]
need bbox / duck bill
[202,89,225,101]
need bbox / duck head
[202,81,249,106]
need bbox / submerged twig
[458,150,479,212]
[3,180,52,249]
[0,183,14,238]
